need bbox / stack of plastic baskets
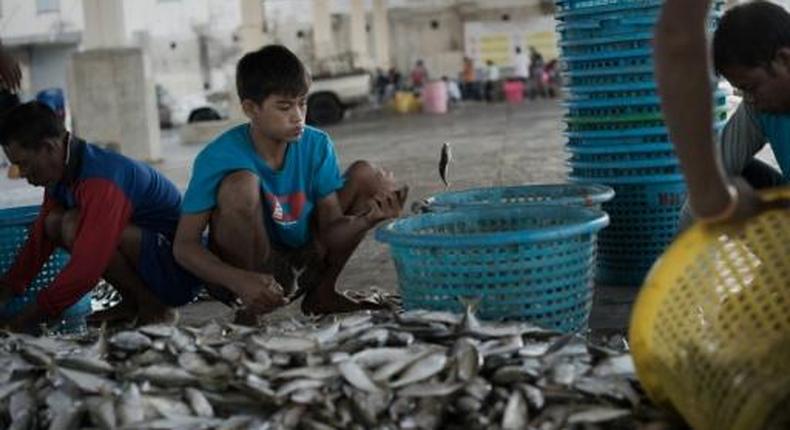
[556,0,727,285]
[0,206,91,334]
[377,184,611,333]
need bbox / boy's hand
[703,178,790,225]
[236,272,288,314]
[365,188,406,226]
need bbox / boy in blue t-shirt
[174,45,406,323]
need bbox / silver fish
[184,387,215,418]
[109,331,152,352]
[439,142,452,187]
[338,360,386,394]
[501,390,528,430]
[397,382,464,397]
[8,388,34,430]
[389,351,447,388]
[567,406,631,424]
[58,367,116,394]
[85,395,116,430]
[117,383,145,426]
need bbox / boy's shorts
[138,230,203,306]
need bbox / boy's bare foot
[87,300,137,323]
[301,290,386,315]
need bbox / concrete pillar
[313,0,333,66]
[67,0,160,162]
[372,0,391,70]
[68,49,161,162]
[239,0,268,54]
[349,0,370,69]
[81,0,127,49]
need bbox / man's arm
[8,180,133,330]
[173,213,286,313]
[655,0,736,221]
[0,195,60,300]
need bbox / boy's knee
[217,171,262,215]
[345,160,382,196]
[60,210,80,248]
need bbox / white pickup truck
[307,71,371,126]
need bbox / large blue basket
[0,206,91,334]
[422,184,615,213]
[376,205,610,333]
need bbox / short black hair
[0,101,65,150]
[713,1,790,74]
[236,45,311,104]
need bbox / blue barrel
[0,206,91,334]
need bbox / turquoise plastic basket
[375,205,610,333]
[0,206,91,334]
[423,184,615,213]
[569,177,686,286]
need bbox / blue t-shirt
[182,124,345,248]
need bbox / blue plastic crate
[569,177,686,286]
[376,205,610,333]
[0,206,91,334]
[568,144,678,164]
[421,184,615,213]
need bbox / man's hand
[712,178,790,224]
[235,272,288,314]
[0,45,21,92]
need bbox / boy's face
[722,48,790,113]
[244,93,307,143]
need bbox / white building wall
[0,0,84,43]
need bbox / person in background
[374,68,389,107]
[528,47,546,99]
[544,59,561,99]
[442,76,462,106]
[484,60,500,103]
[513,46,530,83]
[388,67,402,92]
[410,59,428,92]
[460,57,479,101]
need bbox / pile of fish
[0,305,675,430]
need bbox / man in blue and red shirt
[0,102,202,331]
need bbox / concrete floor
[0,99,638,332]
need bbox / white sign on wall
[464,17,558,69]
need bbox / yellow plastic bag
[393,91,421,114]
[630,186,790,430]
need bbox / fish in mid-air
[439,142,452,188]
